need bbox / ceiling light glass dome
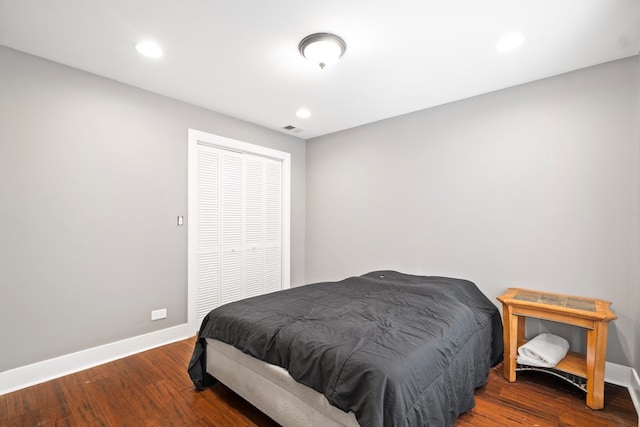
[298,33,346,69]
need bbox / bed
[188,271,503,426]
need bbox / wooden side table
[497,288,617,410]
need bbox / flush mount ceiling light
[136,40,163,58]
[298,33,346,69]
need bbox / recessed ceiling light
[136,40,163,58]
[296,108,311,119]
[496,32,525,52]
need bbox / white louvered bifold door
[220,150,244,305]
[243,154,265,298]
[263,158,282,294]
[196,144,221,321]
[195,144,283,323]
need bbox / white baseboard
[605,361,634,387]
[606,362,640,425]
[629,368,640,427]
[0,323,192,396]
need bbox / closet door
[263,158,282,294]
[243,154,265,298]
[195,144,221,321]
[220,150,244,305]
[194,144,285,323]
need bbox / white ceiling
[1,0,638,139]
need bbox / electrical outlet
[151,308,167,321]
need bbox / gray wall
[0,45,306,372]
[306,57,639,368]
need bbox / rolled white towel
[517,333,570,368]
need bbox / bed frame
[206,338,359,427]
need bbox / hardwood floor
[1,337,637,426]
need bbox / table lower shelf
[516,351,587,392]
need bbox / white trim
[187,130,199,334]
[605,362,640,423]
[188,128,292,161]
[605,361,634,387]
[0,324,191,396]
[629,368,640,427]
[187,129,292,335]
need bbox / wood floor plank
[458,367,638,427]
[107,357,172,421]
[1,338,637,426]
[457,395,556,426]
[69,376,138,426]
[190,389,244,426]
[139,341,195,392]
[144,379,203,426]
[33,381,72,422]
[0,395,8,427]
[58,368,115,426]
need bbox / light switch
[177,215,184,226]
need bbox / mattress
[205,338,359,427]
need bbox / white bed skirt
[205,338,360,427]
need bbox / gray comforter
[188,271,503,426]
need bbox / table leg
[586,321,608,410]
[502,305,524,382]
